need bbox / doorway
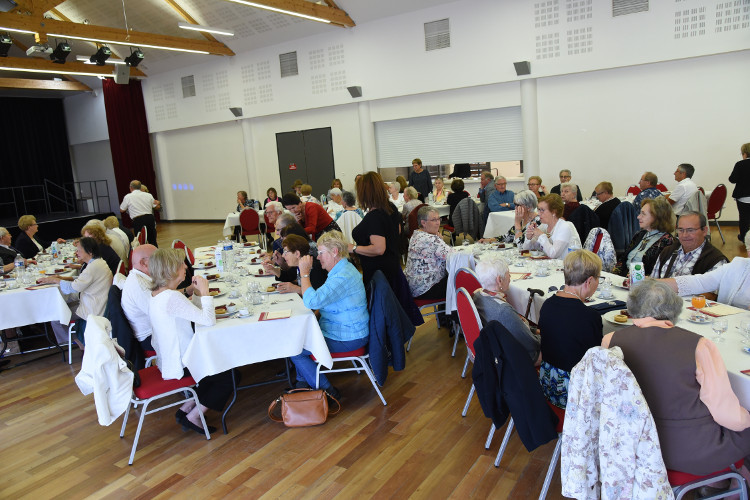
[276,127,335,199]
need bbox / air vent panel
[424,18,450,51]
[613,0,648,17]
[181,75,196,98]
[280,51,298,78]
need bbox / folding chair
[136,227,147,246]
[239,209,261,245]
[669,460,748,500]
[455,288,484,417]
[313,347,386,406]
[453,268,481,358]
[626,185,641,196]
[707,183,728,244]
[171,239,195,265]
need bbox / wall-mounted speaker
[229,107,243,117]
[113,64,130,84]
[347,86,362,98]
[513,61,531,76]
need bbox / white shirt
[326,200,344,216]
[675,257,750,309]
[121,269,153,342]
[148,290,215,380]
[120,189,156,219]
[671,177,698,216]
[522,219,581,259]
[59,258,112,319]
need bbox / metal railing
[0,179,111,222]
[65,180,111,214]
[44,179,76,213]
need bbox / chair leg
[120,400,132,438]
[461,352,470,378]
[128,399,150,465]
[715,218,725,243]
[538,435,562,500]
[451,330,460,357]
[359,358,387,406]
[485,423,496,449]
[462,384,475,417]
[494,418,515,467]
[406,336,412,352]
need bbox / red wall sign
[289,163,297,170]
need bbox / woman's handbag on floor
[268,388,341,427]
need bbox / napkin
[588,300,626,315]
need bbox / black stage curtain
[102,79,159,226]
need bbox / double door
[276,127,335,199]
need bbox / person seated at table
[0,226,31,274]
[401,186,421,220]
[488,176,515,212]
[281,193,340,240]
[14,215,66,259]
[334,191,364,220]
[473,254,541,364]
[291,231,369,400]
[560,182,580,220]
[39,237,113,349]
[148,248,232,434]
[388,182,404,210]
[658,232,750,308]
[632,171,663,208]
[538,249,602,408]
[81,221,121,276]
[527,176,546,200]
[651,211,727,279]
[103,216,130,263]
[602,279,750,475]
[264,187,278,208]
[331,178,343,190]
[291,179,304,196]
[432,177,448,204]
[262,200,283,248]
[396,175,408,193]
[405,206,452,300]
[326,188,344,216]
[266,213,296,264]
[613,197,675,276]
[480,190,540,245]
[236,190,252,212]
[665,163,699,216]
[264,233,327,294]
[299,184,321,205]
[522,194,581,259]
[446,178,469,227]
[593,182,621,230]
[550,169,583,202]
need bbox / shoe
[325,386,341,402]
[293,380,310,390]
[178,414,216,434]
[175,409,186,423]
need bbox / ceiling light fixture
[75,55,127,65]
[49,41,71,63]
[0,26,35,35]
[0,66,114,77]
[222,0,331,24]
[49,33,210,54]
[124,48,144,67]
[0,33,11,57]
[89,45,111,65]
[177,22,234,37]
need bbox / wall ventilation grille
[424,18,450,51]
[181,75,196,98]
[612,0,648,17]
[280,51,298,77]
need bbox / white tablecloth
[483,211,516,239]
[183,246,332,382]
[430,204,450,217]
[0,283,73,330]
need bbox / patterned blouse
[404,230,452,297]
[496,215,541,245]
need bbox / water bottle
[428,192,434,204]
[629,262,645,288]
[14,253,24,278]
[51,241,59,260]
[215,240,224,273]
[223,239,235,271]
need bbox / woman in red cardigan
[281,193,341,240]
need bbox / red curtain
[102,79,159,225]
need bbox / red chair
[668,460,747,499]
[171,239,195,265]
[537,401,566,498]
[698,186,706,195]
[119,366,210,465]
[407,297,447,353]
[263,212,275,250]
[656,183,668,192]
[707,183,728,244]
[456,287,484,417]
[407,203,427,239]
[312,347,386,406]
[454,268,482,360]
[626,185,641,196]
[115,259,127,276]
[136,227,147,246]
[239,209,261,244]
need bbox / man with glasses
[550,169,582,202]
[651,211,727,278]
[593,182,621,230]
[487,176,515,212]
[665,163,698,216]
[632,171,663,207]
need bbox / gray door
[276,127,335,198]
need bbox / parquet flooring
[0,222,744,499]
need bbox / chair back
[407,203,428,238]
[336,210,363,244]
[626,185,641,196]
[684,189,707,220]
[608,202,639,254]
[455,267,481,294]
[583,227,615,273]
[239,208,260,233]
[456,287,483,357]
[137,227,147,245]
[566,204,600,244]
[656,183,668,192]
[706,183,727,219]
[171,239,194,265]
[263,211,275,235]
[116,260,127,276]
[697,186,705,195]
[453,197,483,240]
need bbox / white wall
[69,140,119,214]
[63,91,108,145]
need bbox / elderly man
[478,171,495,222]
[550,169,583,202]
[593,182,621,229]
[633,171,663,207]
[120,179,159,246]
[651,211,727,279]
[665,163,698,216]
[487,176,515,212]
[263,200,283,247]
[561,182,581,220]
[0,227,27,274]
[326,188,344,216]
[408,158,432,200]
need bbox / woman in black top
[538,249,603,409]
[729,142,750,242]
[446,178,469,227]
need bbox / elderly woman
[148,248,232,434]
[334,191,364,220]
[401,186,421,219]
[103,216,130,262]
[480,190,540,245]
[527,176,546,199]
[81,221,121,276]
[538,249,602,408]
[326,188,344,216]
[473,255,541,363]
[387,181,404,210]
[263,233,326,294]
[446,178,470,227]
[602,279,750,475]
[560,182,581,220]
[14,215,65,259]
[522,194,581,259]
[659,232,750,308]
[299,184,320,205]
[405,206,452,299]
[39,237,112,348]
[614,197,675,276]
[432,177,448,204]
[281,193,340,240]
[291,231,370,400]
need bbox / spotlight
[89,45,111,66]
[49,41,71,63]
[124,48,144,67]
[0,33,11,57]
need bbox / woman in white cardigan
[148,248,232,434]
[523,194,581,259]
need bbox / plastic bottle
[215,241,224,273]
[629,262,645,287]
[223,239,235,271]
[50,241,59,260]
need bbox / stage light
[124,48,144,67]
[49,41,71,63]
[0,33,11,57]
[178,22,234,36]
[89,45,111,65]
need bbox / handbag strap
[267,397,283,422]
[326,393,341,415]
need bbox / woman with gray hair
[473,254,540,363]
[405,206,452,299]
[480,190,540,245]
[334,191,364,220]
[387,181,404,210]
[602,279,750,475]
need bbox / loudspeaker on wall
[229,107,243,117]
[113,64,130,84]
[347,86,362,98]
[513,61,531,76]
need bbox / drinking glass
[739,320,750,345]
[712,319,728,343]
[691,295,706,310]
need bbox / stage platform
[3,212,116,242]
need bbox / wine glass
[712,319,728,343]
[739,320,750,345]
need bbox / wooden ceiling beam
[226,0,355,27]
[162,0,220,44]
[10,0,67,15]
[0,76,91,91]
[0,56,145,78]
[0,12,235,55]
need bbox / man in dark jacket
[651,211,728,278]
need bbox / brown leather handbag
[268,388,341,427]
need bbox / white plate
[603,310,633,326]
[686,315,712,325]
[215,311,235,319]
[208,290,226,298]
[193,263,216,270]
[44,269,69,275]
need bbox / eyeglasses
[677,227,702,234]
[560,176,571,180]
[282,249,290,254]
[426,218,441,222]
[527,183,540,187]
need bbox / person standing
[408,158,432,200]
[120,180,159,246]
[665,163,698,216]
[729,142,750,243]
[478,171,495,223]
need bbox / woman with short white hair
[480,190,540,245]
[473,255,540,363]
[387,181,404,210]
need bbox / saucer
[597,293,615,300]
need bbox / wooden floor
[1,222,744,499]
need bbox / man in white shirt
[120,180,159,246]
[665,163,698,216]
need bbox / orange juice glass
[691,295,706,310]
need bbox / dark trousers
[737,200,750,243]
[133,214,157,247]
[184,368,234,412]
[415,274,449,300]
